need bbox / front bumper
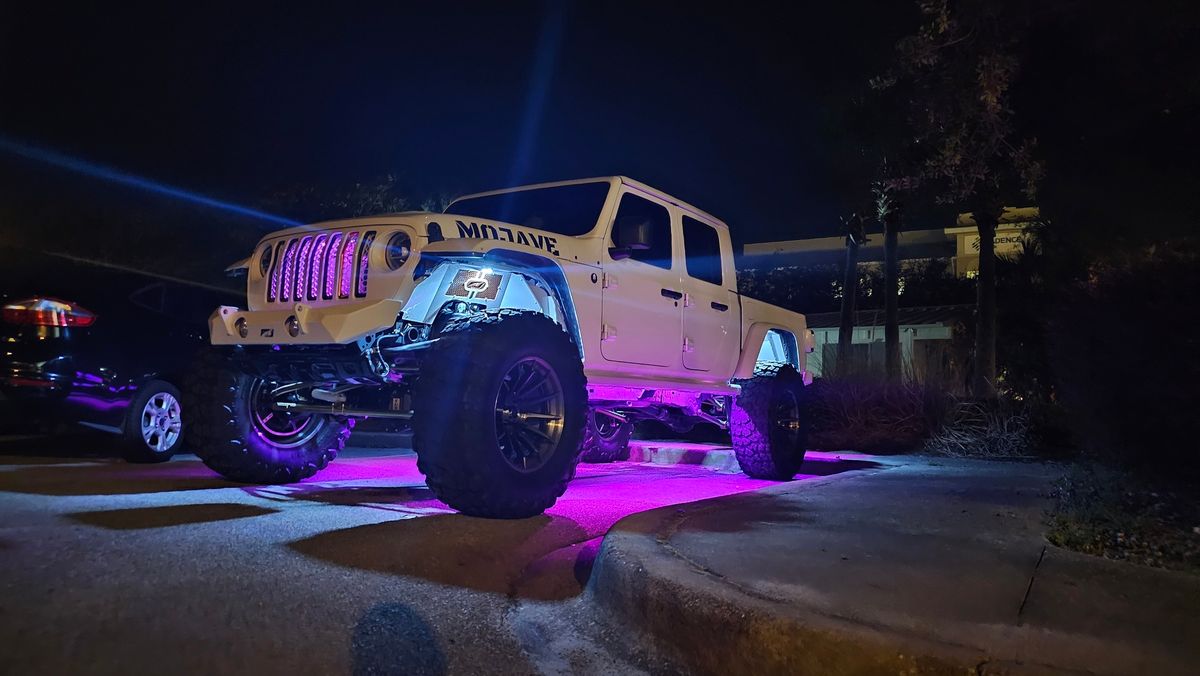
[209,299,404,346]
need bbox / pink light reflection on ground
[284,449,861,543]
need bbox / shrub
[806,378,949,453]
[922,398,1035,458]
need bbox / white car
[191,177,815,517]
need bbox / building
[742,206,1038,278]
[740,207,1038,385]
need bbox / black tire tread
[413,309,586,518]
[730,361,807,480]
[184,347,353,484]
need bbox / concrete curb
[626,441,742,473]
[587,486,990,676]
[586,466,1198,676]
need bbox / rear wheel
[412,310,587,518]
[121,380,184,463]
[185,348,353,483]
[579,408,633,462]
[730,361,808,480]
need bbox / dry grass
[923,399,1035,458]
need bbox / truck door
[599,190,682,368]
[680,215,739,372]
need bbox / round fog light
[235,317,248,338]
[286,315,301,337]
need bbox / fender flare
[734,322,801,379]
[420,247,585,358]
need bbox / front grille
[266,230,375,303]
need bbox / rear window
[445,182,611,236]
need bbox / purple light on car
[324,232,344,300]
[268,241,286,302]
[339,231,359,298]
[356,231,375,297]
[309,234,329,300]
[294,236,314,303]
[280,239,300,302]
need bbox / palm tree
[836,212,868,376]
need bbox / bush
[806,378,949,453]
[922,399,1036,458]
[1047,245,1200,475]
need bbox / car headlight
[385,231,412,270]
[258,245,273,276]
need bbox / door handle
[661,288,683,300]
[711,301,729,312]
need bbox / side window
[611,192,672,270]
[682,216,724,286]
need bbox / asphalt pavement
[0,435,875,675]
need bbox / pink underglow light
[294,236,314,303]
[280,238,300,302]
[339,231,360,298]
[324,232,344,299]
[355,231,375,297]
[309,234,329,300]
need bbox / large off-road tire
[412,310,587,518]
[730,361,809,480]
[579,408,634,463]
[185,347,354,483]
[121,380,184,463]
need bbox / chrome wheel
[494,356,565,473]
[140,391,182,453]
[248,380,324,448]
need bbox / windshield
[445,181,612,236]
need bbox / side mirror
[608,220,653,260]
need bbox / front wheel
[185,348,354,483]
[730,362,809,480]
[412,310,587,518]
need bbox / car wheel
[185,348,354,483]
[579,408,634,462]
[730,361,809,479]
[122,380,185,463]
[412,310,587,518]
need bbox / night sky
[1,1,1197,251]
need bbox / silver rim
[494,356,566,473]
[140,391,182,453]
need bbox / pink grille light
[295,236,314,303]
[280,239,300,302]
[325,232,344,299]
[339,231,359,298]
[356,231,375,297]
[309,234,329,300]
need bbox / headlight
[385,231,412,270]
[258,245,273,276]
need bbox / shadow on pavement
[0,458,235,496]
[0,433,124,464]
[290,513,592,601]
[68,503,278,530]
[245,484,439,507]
[352,602,446,676]
[799,455,884,477]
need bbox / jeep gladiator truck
[191,176,815,518]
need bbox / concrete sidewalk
[589,456,1200,675]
